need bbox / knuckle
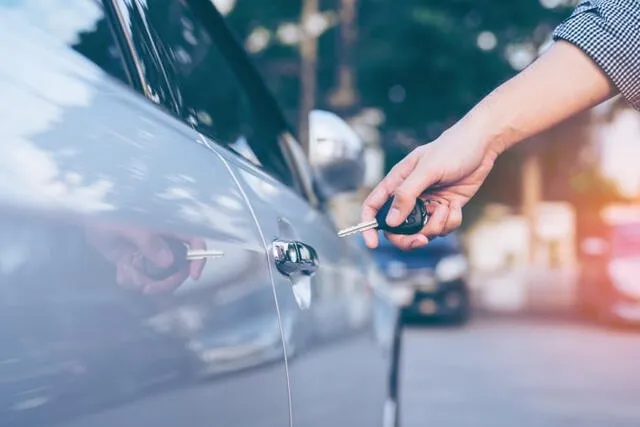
[425,217,447,236]
[431,224,446,236]
[409,146,426,159]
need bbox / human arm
[362,0,640,250]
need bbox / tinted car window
[1,1,131,86]
[130,0,296,187]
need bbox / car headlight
[608,258,640,298]
[386,260,408,280]
[435,254,468,283]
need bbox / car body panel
[216,143,396,427]
[0,1,400,427]
[0,6,289,426]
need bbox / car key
[337,197,428,237]
[142,237,223,281]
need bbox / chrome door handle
[272,240,319,277]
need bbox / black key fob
[376,198,428,235]
[143,237,189,281]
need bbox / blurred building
[594,103,640,199]
[465,202,577,312]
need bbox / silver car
[0,1,401,426]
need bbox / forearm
[451,0,640,156]
[452,40,616,156]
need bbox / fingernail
[386,207,401,225]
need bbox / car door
[0,2,290,427]
[124,1,399,426]
[224,132,396,427]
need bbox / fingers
[361,207,379,249]
[125,230,174,269]
[386,157,440,227]
[86,221,210,294]
[442,200,463,235]
[361,150,422,248]
[382,200,464,250]
[105,229,208,294]
[384,232,429,251]
[130,235,208,292]
[382,201,448,250]
[420,202,450,237]
[116,255,190,294]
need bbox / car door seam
[206,142,294,427]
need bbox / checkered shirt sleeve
[553,0,640,109]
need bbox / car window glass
[0,1,131,86]
[134,0,296,187]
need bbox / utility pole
[521,144,542,267]
[327,0,367,229]
[329,0,359,113]
[299,0,319,156]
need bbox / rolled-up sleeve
[552,0,640,109]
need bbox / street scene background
[216,0,640,314]
[216,0,640,425]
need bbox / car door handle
[272,239,319,277]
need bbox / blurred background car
[359,233,471,324]
[577,205,640,326]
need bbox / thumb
[385,162,439,227]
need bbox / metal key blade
[337,219,378,237]
[186,249,224,260]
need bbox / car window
[0,1,131,87]
[118,0,296,188]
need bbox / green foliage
[227,0,573,143]
[224,0,592,213]
[356,0,570,137]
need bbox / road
[400,315,640,427]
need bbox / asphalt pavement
[400,315,640,427]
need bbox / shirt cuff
[552,1,640,110]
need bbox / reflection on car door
[132,0,395,423]
[0,2,289,427]
[109,1,396,426]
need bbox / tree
[356,0,575,156]
[225,0,575,148]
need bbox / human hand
[86,224,207,294]
[361,131,499,250]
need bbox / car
[577,205,640,326]
[361,233,471,324]
[0,1,402,427]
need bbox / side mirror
[308,110,365,199]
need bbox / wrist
[440,106,508,159]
